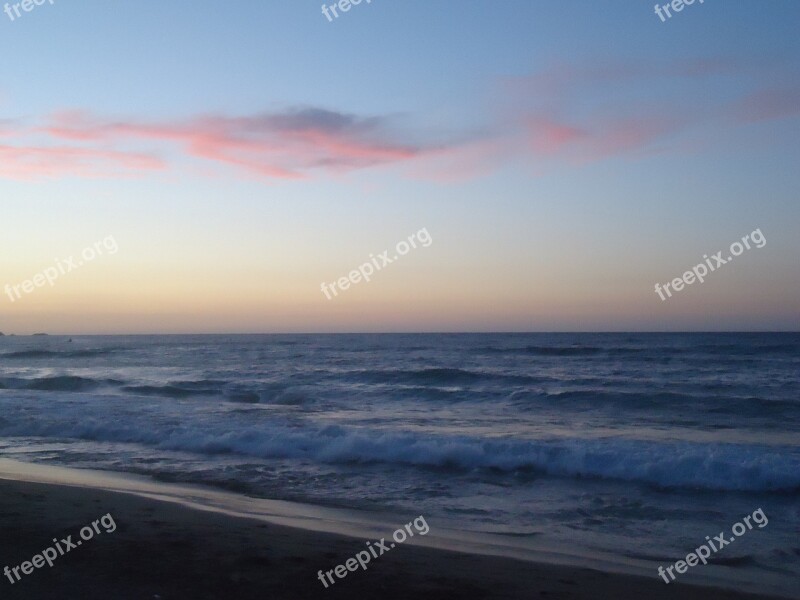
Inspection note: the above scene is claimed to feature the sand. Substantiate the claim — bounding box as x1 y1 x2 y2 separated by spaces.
0 477 784 600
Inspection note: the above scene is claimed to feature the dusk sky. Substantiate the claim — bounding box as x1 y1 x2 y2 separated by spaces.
1 0 798 333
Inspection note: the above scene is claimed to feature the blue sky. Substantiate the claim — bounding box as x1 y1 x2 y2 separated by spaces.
1 0 798 333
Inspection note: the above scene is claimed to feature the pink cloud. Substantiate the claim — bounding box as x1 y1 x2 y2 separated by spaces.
0 107 438 181
526 118 586 156
40 108 425 180
2 59 796 184
521 114 687 167
732 87 800 122
0 144 163 179
502 58 794 170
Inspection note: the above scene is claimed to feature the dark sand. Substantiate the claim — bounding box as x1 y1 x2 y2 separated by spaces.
0 479 782 600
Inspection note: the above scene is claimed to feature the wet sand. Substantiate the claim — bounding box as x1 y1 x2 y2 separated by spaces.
0 478 783 600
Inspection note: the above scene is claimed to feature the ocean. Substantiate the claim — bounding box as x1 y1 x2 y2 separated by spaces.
0 333 798 596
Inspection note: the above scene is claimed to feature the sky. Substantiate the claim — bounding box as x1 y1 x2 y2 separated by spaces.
1 0 798 334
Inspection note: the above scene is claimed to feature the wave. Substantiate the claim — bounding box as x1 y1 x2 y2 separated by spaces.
693 343 800 355
0 376 228 397
0 375 115 392
478 342 800 359
225 391 261 403
121 380 226 398
351 367 541 386
0 349 115 359
2 416 798 492
479 345 605 356
0 373 315 404
506 390 799 411
220 382 313 405
120 380 314 405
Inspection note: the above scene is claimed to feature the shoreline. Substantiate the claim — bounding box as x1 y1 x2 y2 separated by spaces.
0 460 787 600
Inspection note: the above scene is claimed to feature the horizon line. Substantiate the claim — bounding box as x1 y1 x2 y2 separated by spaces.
1 331 798 337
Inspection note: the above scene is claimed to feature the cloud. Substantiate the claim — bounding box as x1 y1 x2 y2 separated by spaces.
0 106 441 181
524 114 689 164
39 108 426 180
0 143 163 179
1 59 796 183
499 58 798 169
732 87 800 122
525 118 586 157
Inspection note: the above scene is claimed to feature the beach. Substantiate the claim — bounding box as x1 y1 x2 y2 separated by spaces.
3 1 798 597
0 474 785 600
0 333 798 599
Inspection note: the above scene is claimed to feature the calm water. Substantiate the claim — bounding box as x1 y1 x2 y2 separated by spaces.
0 333 798 595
